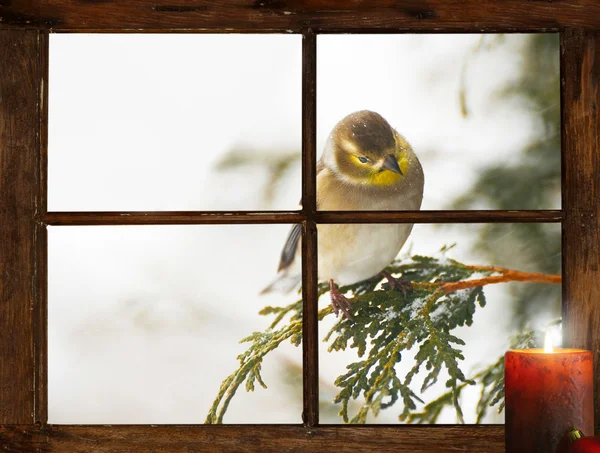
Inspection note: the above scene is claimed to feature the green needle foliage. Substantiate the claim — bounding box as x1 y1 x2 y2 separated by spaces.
324 256 488 424
205 300 302 424
404 329 535 424
206 248 559 425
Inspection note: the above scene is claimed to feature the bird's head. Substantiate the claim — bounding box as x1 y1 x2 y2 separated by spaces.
324 110 411 187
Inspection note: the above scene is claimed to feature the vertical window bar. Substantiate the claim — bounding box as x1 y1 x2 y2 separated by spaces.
35 30 50 425
301 30 319 427
0 28 41 425
561 29 600 431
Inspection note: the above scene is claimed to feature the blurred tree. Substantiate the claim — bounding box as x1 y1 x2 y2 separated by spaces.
453 34 561 328
214 147 300 206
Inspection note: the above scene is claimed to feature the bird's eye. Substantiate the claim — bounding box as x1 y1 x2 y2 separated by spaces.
358 156 369 164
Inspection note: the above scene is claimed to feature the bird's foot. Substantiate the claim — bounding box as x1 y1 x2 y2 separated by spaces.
329 279 353 320
381 271 413 298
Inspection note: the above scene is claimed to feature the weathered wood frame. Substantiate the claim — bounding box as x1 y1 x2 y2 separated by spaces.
1 3 598 452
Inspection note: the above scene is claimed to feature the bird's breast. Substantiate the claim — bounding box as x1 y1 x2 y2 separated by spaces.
314 163 423 285
317 223 414 285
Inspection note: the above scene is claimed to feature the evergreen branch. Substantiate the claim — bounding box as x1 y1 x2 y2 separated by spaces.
206 249 560 424
205 315 303 424
403 329 536 424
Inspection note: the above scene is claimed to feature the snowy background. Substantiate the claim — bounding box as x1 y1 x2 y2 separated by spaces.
48 34 561 424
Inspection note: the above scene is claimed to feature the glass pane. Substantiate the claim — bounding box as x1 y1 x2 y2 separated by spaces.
48 225 302 424
316 223 561 424
49 34 301 211
317 34 560 210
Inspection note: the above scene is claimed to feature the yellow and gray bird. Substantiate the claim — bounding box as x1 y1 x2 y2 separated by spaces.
262 110 425 318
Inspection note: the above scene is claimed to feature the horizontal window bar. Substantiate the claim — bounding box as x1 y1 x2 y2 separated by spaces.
314 210 564 223
0 424 505 452
0 0 591 31
41 210 563 226
44 28 561 34
42 211 305 225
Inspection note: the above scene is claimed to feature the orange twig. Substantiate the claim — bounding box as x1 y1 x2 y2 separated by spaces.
441 267 562 293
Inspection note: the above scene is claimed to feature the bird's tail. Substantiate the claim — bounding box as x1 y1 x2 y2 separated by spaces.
260 271 301 295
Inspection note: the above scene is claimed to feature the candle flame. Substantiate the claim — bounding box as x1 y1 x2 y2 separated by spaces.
544 330 554 353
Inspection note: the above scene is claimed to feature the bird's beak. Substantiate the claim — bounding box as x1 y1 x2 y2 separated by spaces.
381 154 403 175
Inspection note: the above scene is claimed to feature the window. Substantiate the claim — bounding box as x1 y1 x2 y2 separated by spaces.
0 6 599 452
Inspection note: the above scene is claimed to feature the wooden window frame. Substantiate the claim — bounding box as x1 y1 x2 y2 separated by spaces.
0 3 598 452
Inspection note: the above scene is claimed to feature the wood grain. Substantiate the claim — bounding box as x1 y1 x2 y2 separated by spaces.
314 210 563 224
42 210 563 225
0 5 596 451
561 29 600 435
301 30 318 427
34 31 49 425
0 0 600 31
43 211 305 225
302 31 317 218
0 424 505 452
0 29 42 425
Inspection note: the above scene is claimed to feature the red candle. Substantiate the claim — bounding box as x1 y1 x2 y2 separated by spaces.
505 334 593 453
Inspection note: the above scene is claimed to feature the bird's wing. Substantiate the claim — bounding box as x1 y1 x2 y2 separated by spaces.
277 223 302 272
316 158 325 176
276 158 325 272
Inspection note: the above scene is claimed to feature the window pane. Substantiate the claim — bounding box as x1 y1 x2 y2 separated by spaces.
48 225 302 424
49 35 301 211
316 223 561 424
317 34 560 210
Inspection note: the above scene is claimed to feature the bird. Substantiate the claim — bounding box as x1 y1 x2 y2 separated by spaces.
262 110 425 319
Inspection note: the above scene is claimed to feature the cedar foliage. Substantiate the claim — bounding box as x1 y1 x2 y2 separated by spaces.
207 34 561 425
206 250 558 424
